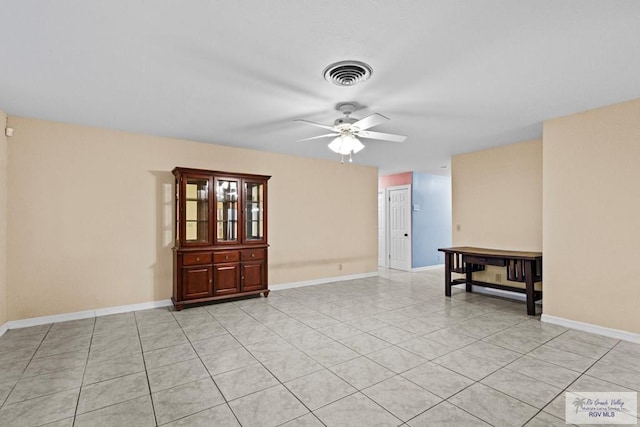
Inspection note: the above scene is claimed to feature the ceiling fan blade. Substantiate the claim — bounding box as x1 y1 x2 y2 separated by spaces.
294 119 336 131
356 130 407 143
297 133 339 142
351 113 389 131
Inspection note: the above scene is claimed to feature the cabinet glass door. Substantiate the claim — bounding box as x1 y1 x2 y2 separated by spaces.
244 181 265 242
216 179 239 242
184 178 210 243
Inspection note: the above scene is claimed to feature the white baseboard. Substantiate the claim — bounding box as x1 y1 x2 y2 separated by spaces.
2 299 173 332
412 264 444 272
270 272 378 291
93 300 173 317
0 272 381 335
541 314 640 344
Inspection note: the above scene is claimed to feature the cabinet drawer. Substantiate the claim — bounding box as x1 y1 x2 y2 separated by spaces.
241 249 265 261
183 252 212 266
213 251 240 263
464 255 506 267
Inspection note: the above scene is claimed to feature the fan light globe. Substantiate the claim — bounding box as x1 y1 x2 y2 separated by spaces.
351 137 365 153
328 134 364 155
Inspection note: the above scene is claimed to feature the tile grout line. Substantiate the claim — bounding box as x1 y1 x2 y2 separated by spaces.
70 317 96 427
0 323 53 412
133 309 160 427
175 305 245 426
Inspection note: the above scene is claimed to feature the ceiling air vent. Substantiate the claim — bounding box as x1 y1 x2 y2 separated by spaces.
323 61 372 86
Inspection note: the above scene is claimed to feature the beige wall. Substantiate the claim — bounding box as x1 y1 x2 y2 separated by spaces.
6 117 378 321
0 110 7 325
451 139 542 286
543 99 640 334
452 139 543 251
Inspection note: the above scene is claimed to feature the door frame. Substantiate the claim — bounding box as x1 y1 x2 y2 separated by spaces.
378 188 387 268
385 184 412 271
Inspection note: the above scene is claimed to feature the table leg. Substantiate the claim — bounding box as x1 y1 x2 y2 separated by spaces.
444 253 452 297
525 259 535 315
465 263 473 293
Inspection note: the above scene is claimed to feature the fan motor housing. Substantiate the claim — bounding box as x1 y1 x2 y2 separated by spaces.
334 117 357 126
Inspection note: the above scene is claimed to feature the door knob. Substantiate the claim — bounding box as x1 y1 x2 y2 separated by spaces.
404 233 408 237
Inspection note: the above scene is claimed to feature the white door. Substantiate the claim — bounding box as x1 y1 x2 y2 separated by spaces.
378 190 386 267
388 185 411 271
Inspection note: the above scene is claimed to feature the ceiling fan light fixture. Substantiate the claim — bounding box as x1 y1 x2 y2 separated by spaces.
323 61 372 86
328 134 365 155
296 100 404 163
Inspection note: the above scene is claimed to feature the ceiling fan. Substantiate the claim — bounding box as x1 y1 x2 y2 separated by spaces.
295 103 407 162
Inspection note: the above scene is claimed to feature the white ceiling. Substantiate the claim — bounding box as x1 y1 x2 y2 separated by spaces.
2 1 640 174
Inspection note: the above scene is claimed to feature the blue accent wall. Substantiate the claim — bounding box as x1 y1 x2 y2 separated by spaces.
411 173 452 268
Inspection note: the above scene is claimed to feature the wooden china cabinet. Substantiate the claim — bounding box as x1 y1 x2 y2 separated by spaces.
172 167 270 310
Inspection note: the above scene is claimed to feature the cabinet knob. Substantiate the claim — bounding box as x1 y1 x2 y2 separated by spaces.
251 253 255 258
196 257 200 262
225 255 229 260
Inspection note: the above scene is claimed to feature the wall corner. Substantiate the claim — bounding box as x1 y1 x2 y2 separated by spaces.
0 109 8 329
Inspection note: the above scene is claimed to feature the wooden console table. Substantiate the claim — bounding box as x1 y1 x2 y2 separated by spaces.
438 247 542 315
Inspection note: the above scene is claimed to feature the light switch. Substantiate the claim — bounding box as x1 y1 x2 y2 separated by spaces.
413 204 420 211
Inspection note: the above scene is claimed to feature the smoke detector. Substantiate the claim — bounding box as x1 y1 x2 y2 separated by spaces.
323 61 372 86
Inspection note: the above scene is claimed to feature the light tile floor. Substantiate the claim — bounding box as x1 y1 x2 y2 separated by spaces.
0 268 639 426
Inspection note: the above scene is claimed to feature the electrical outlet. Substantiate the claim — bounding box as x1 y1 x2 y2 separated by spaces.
456 224 461 231
495 273 502 282
338 263 343 271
